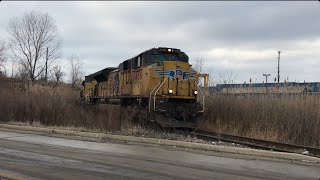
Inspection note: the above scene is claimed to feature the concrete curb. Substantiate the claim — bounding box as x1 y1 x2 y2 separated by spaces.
0 172 24 180
0 123 319 164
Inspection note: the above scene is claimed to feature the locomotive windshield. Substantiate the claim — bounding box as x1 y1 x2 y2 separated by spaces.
144 53 189 63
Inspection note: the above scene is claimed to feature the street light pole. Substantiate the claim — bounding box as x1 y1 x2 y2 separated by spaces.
263 73 271 93
277 51 281 84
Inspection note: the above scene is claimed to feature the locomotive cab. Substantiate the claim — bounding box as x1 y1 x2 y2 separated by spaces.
143 48 206 127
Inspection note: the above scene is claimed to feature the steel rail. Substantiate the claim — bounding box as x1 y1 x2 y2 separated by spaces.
175 129 320 158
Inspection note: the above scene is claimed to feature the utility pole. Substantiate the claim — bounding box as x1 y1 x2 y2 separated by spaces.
277 51 281 84
263 73 271 93
45 47 48 81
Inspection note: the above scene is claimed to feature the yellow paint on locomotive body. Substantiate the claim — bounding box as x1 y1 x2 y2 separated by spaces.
82 48 207 102
93 60 199 100
119 70 130 95
106 70 120 97
83 80 97 97
99 81 108 97
147 61 198 99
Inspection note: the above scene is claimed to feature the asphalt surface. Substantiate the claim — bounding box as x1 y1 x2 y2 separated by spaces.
0 129 319 180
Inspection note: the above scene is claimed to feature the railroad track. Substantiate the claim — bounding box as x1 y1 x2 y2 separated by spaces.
174 129 320 158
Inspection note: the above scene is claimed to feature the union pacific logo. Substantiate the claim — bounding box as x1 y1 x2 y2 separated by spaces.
155 69 196 80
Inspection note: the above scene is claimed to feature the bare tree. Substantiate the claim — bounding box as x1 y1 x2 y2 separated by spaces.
218 69 238 84
193 57 214 86
69 55 83 88
51 65 64 86
0 40 6 72
7 11 62 82
218 68 238 93
16 64 29 80
192 57 205 73
208 73 215 87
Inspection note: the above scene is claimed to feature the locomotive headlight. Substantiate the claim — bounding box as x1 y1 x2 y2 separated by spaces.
168 89 173 94
194 90 198 95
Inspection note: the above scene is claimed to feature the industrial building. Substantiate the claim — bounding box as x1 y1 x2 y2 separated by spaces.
210 82 320 94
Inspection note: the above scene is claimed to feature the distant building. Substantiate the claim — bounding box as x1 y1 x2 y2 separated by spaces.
209 82 320 94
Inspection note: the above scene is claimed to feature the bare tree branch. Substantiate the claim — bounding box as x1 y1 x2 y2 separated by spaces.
218 69 238 84
69 54 83 88
192 57 209 87
192 57 205 73
7 11 62 81
0 40 6 71
50 65 64 87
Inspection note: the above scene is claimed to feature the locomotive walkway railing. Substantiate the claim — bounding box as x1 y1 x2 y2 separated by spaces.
153 78 168 111
148 77 168 112
197 83 205 113
149 81 162 112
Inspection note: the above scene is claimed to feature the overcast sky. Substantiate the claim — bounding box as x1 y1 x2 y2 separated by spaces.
1 1 320 84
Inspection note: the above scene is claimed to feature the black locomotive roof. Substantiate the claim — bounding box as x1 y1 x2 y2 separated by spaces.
85 67 117 82
134 47 187 58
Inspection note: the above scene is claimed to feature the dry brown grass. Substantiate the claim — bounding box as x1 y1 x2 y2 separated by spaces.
2 77 319 148
200 94 320 148
0 77 136 132
0 77 172 138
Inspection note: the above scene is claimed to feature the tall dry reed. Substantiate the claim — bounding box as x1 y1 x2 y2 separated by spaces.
2 77 319 147
0 77 136 132
201 94 320 148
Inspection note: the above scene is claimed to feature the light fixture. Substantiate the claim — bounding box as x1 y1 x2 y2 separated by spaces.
168 48 172 52
168 89 173 94
194 90 198 95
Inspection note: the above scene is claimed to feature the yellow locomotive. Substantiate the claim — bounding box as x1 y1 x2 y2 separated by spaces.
81 47 208 127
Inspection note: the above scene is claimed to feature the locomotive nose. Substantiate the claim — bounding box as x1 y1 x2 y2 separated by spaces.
159 61 195 97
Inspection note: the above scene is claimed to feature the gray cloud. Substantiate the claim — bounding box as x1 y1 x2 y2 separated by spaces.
0 1 320 83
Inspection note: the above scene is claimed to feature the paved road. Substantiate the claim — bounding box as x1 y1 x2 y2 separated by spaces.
0 129 319 180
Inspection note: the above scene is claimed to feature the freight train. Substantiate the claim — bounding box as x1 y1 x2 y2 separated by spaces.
81 47 209 127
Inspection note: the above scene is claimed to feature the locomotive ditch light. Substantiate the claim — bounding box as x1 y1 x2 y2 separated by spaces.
168 89 173 94
194 90 198 95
